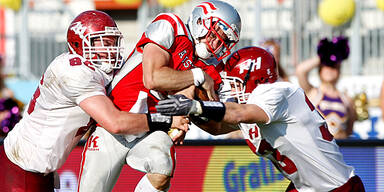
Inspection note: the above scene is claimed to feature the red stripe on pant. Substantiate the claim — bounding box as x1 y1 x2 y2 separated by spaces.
332 175 365 192
285 175 365 192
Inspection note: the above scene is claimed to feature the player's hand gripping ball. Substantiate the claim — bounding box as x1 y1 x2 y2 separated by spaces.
194 87 209 101
168 127 180 138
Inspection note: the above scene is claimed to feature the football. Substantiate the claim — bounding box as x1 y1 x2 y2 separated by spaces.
168 127 180 138
194 87 209 101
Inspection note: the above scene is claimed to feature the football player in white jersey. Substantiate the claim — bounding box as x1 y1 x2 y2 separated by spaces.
78 1 242 192
156 46 365 191
0 10 188 192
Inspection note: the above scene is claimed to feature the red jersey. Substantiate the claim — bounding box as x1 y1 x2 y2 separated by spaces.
109 13 195 115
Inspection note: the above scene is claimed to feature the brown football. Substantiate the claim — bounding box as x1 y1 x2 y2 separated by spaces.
194 87 209 101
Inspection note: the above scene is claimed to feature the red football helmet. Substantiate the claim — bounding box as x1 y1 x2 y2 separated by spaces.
67 10 124 73
220 46 278 103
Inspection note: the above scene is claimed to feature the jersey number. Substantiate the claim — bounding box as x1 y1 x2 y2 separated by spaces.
304 93 333 141
27 75 44 114
244 93 333 176
27 57 95 115
69 57 95 70
246 127 298 176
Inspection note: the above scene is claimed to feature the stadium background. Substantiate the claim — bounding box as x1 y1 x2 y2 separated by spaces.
0 0 384 191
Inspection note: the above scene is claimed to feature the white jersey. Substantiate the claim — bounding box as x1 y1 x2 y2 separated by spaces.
240 81 354 192
4 53 112 174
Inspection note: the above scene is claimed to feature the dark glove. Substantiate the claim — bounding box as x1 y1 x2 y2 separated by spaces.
156 95 201 116
156 95 226 122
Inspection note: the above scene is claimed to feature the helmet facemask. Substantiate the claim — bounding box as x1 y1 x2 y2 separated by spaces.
219 71 249 104
83 27 124 73
188 0 241 62
197 17 239 61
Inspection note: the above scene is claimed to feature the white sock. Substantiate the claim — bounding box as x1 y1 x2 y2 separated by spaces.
134 175 169 192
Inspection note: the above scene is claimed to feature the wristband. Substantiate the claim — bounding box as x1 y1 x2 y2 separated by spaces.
146 113 172 132
191 68 205 87
199 101 226 122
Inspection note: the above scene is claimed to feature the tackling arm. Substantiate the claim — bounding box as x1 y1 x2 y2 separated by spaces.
155 95 269 135
195 120 240 135
222 102 269 125
79 95 188 135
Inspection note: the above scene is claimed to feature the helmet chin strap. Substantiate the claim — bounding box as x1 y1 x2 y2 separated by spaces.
195 42 211 59
99 62 113 74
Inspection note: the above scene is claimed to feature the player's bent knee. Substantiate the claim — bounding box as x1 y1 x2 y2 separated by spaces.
147 173 171 191
127 131 175 178
145 131 175 176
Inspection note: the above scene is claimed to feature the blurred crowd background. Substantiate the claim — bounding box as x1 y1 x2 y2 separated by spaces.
0 0 383 140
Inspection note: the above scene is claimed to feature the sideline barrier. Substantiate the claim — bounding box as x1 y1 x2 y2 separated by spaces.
0 139 382 191
33 139 384 191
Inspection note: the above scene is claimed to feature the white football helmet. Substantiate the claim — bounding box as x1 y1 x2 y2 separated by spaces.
188 0 241 61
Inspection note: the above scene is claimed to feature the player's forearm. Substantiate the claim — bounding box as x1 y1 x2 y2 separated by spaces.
198 120 238 135
155 95 268 126
145 67 195 91
110 112 150 134
222 102 269 125
222 102 248 124
80 95 170 135
190 101 243 125
105 112 172 135
91 110 146 135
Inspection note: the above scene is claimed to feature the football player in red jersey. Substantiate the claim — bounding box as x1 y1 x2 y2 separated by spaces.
156 46 365 192
0 10 188 192
78 1 242 191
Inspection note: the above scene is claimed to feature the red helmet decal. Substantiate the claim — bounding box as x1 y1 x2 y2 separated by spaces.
225 46 278 90
197 2 217 14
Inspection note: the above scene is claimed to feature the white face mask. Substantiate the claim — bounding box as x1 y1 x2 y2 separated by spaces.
195 42 212 59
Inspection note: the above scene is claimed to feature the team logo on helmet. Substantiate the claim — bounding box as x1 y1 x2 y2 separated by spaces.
237 58 261 74
70 22 87 40
197 2 218 15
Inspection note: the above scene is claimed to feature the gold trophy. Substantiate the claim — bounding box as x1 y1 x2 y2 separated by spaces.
354 91 369 121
